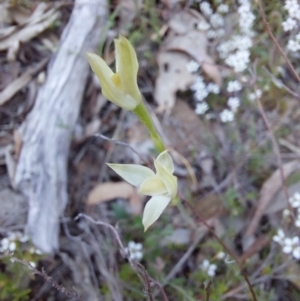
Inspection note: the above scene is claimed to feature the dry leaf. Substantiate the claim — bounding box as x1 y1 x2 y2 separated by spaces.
160 99 205 158
168 9 205 34
0 57 48 106
202 55 222 86
87 181 143 215
8 5 32 25
0 7 60 51
155 52 196 114
245 160 300 237
13 130 22 159
154 9 222 113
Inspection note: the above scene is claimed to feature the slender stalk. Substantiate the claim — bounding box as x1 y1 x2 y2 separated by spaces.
133 103 165 152
179 194 258 301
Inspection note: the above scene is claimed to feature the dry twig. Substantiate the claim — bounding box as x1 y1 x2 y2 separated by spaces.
75 213 170 301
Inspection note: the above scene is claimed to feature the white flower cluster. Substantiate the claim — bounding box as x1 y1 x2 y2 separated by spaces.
217 4 229 14
198 1 226 39
219 94 241 123
0 231 42 256
197 20 210 31
227 80 242 93
191 76 208 102
217 0 254 72
289 192 300 227
238 0 255 36
199 1 212 16
219 80 242 123
273 229 300 259
186 60 200 73
0 231 29 253
227 97 240 113
124 241 143 261
282 0 300 32
248 89 262 101
218 35 252 72
287 33 300 52
219 109 234 123
189 75 220 116
200 259 217 277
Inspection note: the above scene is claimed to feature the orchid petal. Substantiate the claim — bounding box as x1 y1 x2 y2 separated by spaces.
139 175 168 196
114 35 142 103
154 160 177 199
156 150 174 173
107 163 154 187
86 52 137 110
142 195 171 231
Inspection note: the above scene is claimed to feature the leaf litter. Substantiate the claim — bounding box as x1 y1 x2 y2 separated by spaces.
1 0 300 300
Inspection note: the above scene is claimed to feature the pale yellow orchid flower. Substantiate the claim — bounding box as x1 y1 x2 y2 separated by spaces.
107 151 178 231
86 35 142 110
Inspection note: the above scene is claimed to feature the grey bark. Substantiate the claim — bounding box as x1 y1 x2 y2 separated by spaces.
14 0 107 253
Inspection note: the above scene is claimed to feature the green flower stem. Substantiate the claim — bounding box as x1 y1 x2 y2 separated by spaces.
133 103 165 152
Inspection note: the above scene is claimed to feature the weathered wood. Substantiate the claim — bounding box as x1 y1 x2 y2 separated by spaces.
14 0 107 253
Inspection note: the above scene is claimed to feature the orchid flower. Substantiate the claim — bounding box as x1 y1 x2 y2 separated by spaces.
87 35 165 152
86 35 142 110
107 151 177 231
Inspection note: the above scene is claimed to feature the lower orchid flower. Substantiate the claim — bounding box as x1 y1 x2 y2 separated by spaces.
107 150 177 231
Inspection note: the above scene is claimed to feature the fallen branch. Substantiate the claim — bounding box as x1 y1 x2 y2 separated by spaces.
14 0 108 253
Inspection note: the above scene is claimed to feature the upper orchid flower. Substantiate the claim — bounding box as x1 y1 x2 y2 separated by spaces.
107 151 178 231
86 35 142 110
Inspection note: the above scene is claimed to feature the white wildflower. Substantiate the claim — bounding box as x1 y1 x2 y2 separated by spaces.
125 241 143 261
216 251 226 259
200 259 217 277
29 262 36 268
191 76 209 101
219 109 234 123
225 50 251 72
207 30 217 39
273 229 285 244
35 248 43 255
293 246 300 259
19 234 29 243
295 217 300 228
186 60 200 73
289 192 300 208
197 21 210 31
282 237 300 259
195 89 209 101
248 89 262 101
8 241 16 252
238 0 255 35
200 1 213 16
210 13 224 28
217 4 229 14
0 238 9 252
227 97 240 113
283 209 291 217
227 80 242 93
195 102 209 115
191 76 205 91
282 17 297 31
284 0 300 20
207 83 220 94
287 39 300 52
